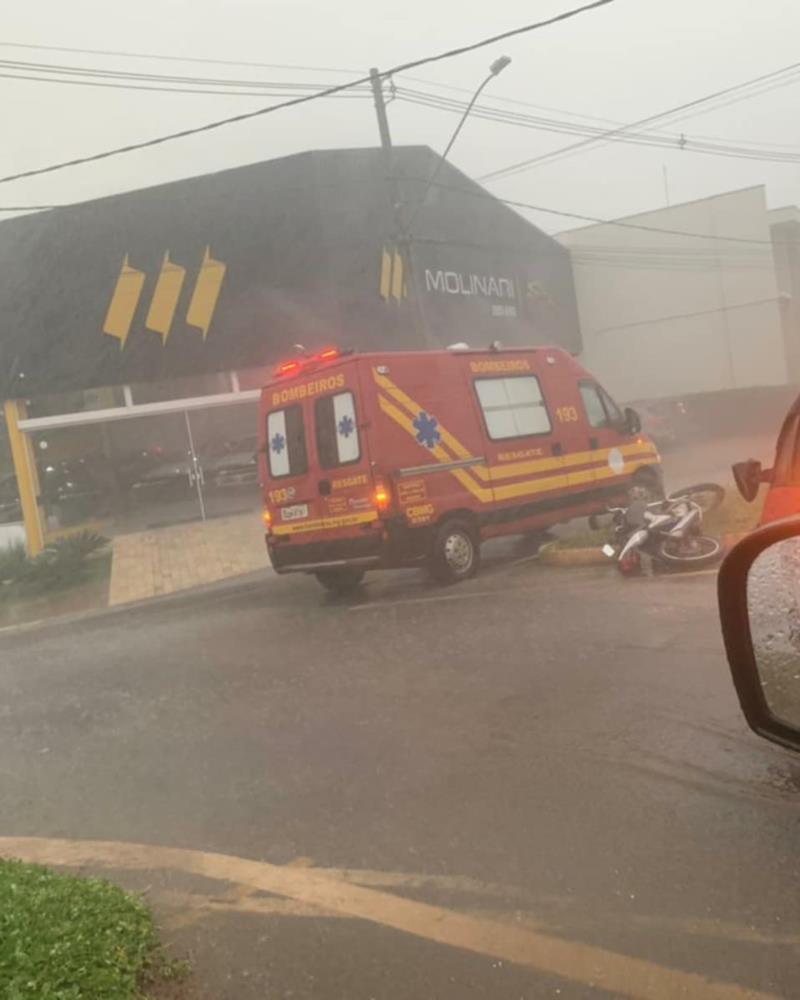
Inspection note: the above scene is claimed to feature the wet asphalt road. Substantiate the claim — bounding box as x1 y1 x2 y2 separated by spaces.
1 551 799 999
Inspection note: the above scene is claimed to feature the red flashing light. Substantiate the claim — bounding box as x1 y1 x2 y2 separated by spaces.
275 346 342 378
277 359 302 377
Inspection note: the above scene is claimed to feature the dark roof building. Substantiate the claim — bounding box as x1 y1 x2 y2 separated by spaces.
0 145 580 401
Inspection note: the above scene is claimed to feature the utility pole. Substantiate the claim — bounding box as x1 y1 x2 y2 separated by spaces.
369 68 392 155
369 67 433 346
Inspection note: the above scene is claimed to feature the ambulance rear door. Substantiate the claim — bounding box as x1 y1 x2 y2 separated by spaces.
309 362 378 531
264 393 323 536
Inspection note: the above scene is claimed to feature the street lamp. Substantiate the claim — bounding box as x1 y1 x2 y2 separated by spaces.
406 55 512 230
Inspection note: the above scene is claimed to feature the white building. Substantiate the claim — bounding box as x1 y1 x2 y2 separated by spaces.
557 186 792 402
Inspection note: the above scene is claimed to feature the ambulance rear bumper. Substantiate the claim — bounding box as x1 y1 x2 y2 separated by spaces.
267 534 384 574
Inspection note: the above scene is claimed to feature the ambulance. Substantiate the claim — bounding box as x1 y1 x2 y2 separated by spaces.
259 345 662 591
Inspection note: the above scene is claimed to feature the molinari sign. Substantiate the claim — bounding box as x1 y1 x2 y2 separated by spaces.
424 269 516 299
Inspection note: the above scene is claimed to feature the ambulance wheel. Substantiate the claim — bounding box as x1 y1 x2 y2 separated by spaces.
428 519 479 584
314 568 365 594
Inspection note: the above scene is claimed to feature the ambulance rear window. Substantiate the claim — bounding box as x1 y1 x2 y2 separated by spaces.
314 391 361 469
474 376 552 440
266 404 308 478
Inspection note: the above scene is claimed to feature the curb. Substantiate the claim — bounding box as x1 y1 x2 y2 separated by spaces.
537 542 609 567
0 567 274 638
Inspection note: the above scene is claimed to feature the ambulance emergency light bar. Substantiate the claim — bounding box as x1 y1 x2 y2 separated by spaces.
274 346 353 378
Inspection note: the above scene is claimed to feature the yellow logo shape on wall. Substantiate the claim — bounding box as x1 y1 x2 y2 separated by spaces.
103 246 226 348
379 245 407 302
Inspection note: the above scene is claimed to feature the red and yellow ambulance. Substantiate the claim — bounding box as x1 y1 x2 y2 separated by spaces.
259 346 661 591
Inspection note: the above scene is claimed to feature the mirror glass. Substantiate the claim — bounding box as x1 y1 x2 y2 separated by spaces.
748 538 800 727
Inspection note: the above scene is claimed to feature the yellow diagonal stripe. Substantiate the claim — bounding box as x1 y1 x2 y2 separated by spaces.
103 255 145 349
186 246 226 340
145 252 186 344
379 248 392 300
271 511 378 536
373 369 660 482
378 395 492 504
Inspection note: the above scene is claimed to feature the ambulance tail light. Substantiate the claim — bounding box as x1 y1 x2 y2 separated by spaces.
262 507 273 532
373 479 392 514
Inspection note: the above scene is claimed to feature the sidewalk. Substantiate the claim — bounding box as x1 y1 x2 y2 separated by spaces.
108 512 269 606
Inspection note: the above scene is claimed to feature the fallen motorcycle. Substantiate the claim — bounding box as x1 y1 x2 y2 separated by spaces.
603 483 725 575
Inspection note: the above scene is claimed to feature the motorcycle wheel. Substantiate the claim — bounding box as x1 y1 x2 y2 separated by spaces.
666 482 725 513
656 534 723 568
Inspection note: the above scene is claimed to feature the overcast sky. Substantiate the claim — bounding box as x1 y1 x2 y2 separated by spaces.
2 0 799 233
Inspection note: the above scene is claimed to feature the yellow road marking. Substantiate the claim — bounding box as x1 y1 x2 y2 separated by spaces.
0 837 776 1000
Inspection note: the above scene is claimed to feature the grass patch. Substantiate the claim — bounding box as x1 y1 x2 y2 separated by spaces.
703 486 765 538
0 532 111 610
552 526 608 550
0 859 185 999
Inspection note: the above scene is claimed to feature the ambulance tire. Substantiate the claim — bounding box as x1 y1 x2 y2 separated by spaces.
428 518 480 584
314 567 365 595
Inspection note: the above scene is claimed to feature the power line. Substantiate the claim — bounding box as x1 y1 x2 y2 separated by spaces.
2 171 793 250
0 40 360 76
395 86 800 165
0 56 373 91
415 179 788 246
0 0 615 186
400 72 800 150
478 58 800 181
0 70 371 99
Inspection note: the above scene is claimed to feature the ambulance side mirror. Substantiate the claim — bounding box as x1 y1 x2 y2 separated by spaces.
732 459 770 503
719 517 800 752
623 407 641 436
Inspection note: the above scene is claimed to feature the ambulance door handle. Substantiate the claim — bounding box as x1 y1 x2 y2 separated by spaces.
318 479 332 496
589 437 599 450
551 442 563 457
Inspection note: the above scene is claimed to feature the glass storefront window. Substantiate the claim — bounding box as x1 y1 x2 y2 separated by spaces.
129 373 233 405
25 386 126 419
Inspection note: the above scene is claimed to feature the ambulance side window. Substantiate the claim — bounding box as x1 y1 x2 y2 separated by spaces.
599 387 623 425
474 376 552 440
266 404 308 478
314 392 361 469
579 383 611 429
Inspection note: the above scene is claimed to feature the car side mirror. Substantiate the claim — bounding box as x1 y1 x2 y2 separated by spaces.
732 459 770 502
718 517 800 752
623 407 641 435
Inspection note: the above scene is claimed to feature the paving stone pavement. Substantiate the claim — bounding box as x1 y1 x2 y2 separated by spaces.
108 513 270 606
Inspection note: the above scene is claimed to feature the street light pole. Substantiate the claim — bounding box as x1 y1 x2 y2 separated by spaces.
404 55 512 233
370 57 512 347
400 56 511 346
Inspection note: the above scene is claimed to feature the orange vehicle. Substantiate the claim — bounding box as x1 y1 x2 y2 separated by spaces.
259 345 662 591
733 394 800 524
